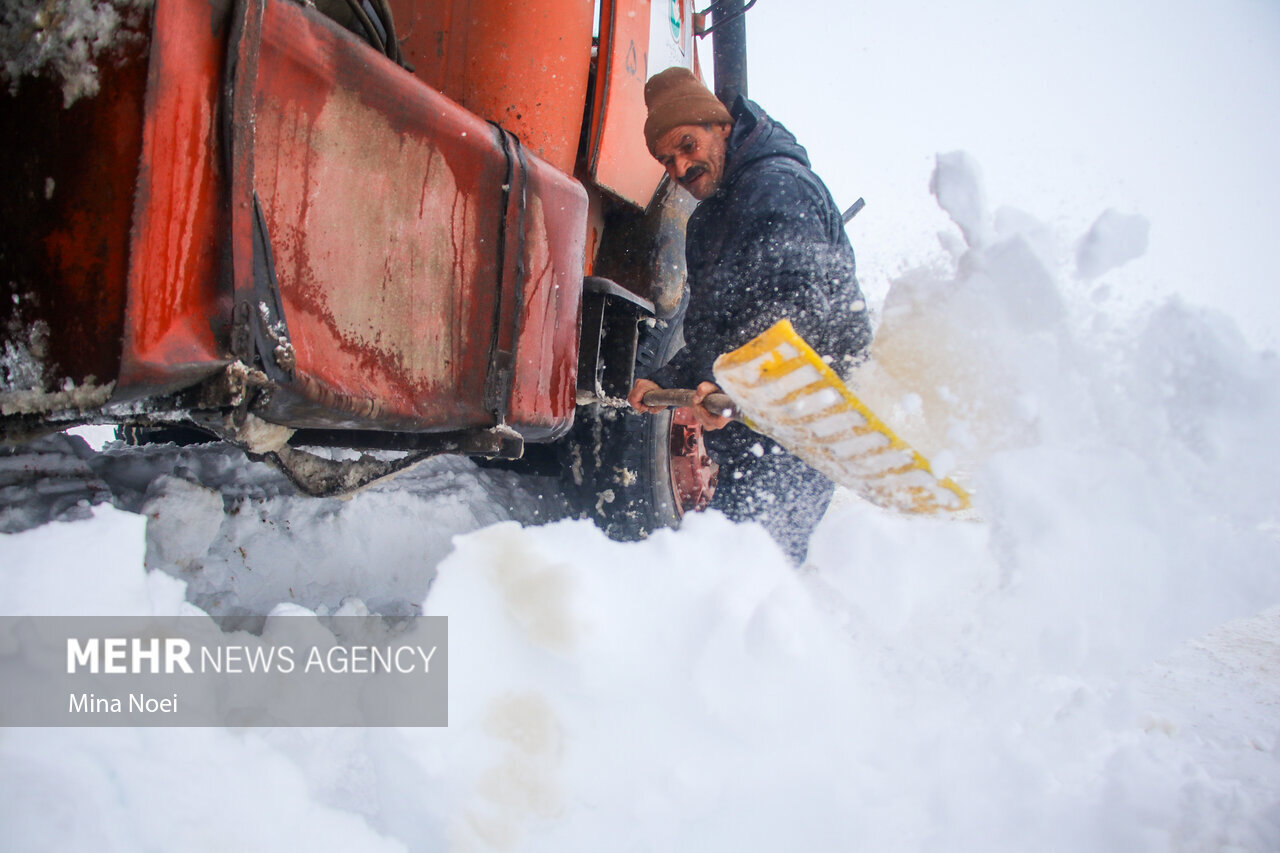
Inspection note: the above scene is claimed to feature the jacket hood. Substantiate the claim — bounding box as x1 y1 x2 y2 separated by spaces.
721 97 811 190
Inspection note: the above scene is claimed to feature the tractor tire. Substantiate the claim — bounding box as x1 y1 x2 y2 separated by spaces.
559 314 718 541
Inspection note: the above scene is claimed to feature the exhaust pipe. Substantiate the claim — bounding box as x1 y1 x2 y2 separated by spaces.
703 0 752 108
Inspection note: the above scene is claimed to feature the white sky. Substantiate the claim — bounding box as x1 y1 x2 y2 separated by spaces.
732 0 1280 348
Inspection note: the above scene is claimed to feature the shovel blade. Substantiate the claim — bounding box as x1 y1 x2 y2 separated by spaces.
713 320 971 515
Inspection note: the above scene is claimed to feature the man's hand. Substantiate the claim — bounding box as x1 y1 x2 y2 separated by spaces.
627 378 665 414
629 379 732 431
690 381 732 431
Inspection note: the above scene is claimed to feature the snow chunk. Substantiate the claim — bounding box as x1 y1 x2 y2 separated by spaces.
141 476 225 574
1 319 49 393
1076 209 1150 279
0 0 153 108
931 150 990 249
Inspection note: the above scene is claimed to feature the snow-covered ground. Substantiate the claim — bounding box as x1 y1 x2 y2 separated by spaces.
2 152 1278 851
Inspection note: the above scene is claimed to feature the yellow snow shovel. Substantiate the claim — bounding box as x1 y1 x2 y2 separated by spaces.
644 319 971 516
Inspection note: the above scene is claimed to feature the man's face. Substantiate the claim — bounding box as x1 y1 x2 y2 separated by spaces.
653 123 732 200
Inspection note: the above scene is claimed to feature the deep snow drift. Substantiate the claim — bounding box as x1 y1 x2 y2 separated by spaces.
2 153 1279 852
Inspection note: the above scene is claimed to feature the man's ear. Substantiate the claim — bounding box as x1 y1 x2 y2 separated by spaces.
718 122 733 140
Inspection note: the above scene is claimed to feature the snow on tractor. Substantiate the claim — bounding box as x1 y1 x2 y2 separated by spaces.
0 0 755 538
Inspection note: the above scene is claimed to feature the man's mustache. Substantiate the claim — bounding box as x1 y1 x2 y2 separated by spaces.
678 165 707 186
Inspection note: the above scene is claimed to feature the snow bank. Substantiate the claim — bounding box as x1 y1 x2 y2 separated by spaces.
136 453 552 633
0 437 558 631
2 152 1279 851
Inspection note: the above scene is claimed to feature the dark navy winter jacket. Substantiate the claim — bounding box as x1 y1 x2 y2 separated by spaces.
650 97 872 389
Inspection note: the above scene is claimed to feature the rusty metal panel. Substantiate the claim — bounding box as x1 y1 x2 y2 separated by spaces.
247 0 503 430
0 16 151 416
241 0 584 434
506 146 587 440
2 0 233 418
118 0 232 395
2 0 586 440
390 0 595 176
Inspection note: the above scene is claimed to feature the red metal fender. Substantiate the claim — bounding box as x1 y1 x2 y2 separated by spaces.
233 0 586 436
119 0 232 397
3 0 586 443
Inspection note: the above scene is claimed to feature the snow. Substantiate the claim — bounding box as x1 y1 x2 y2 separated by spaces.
748 0 1280 351
0 0 152 107
1076 210 1152 280
2 1 1279 840
2 149 1278 849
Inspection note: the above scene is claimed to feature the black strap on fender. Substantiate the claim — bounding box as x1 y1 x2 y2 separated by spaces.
249 191 295 381
483 124 528 424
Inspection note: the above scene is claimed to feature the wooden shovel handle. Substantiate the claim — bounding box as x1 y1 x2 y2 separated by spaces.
642 389 738 418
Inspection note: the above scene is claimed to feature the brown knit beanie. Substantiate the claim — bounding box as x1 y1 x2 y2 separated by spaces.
643 67 733 155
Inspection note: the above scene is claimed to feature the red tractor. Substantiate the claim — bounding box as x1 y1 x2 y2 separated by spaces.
0 0 753 538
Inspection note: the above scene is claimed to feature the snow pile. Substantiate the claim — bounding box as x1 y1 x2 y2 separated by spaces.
855 152 1280 673
0 436 559 630
2 152 1280 850
0 0 152 107
133 451 554 633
